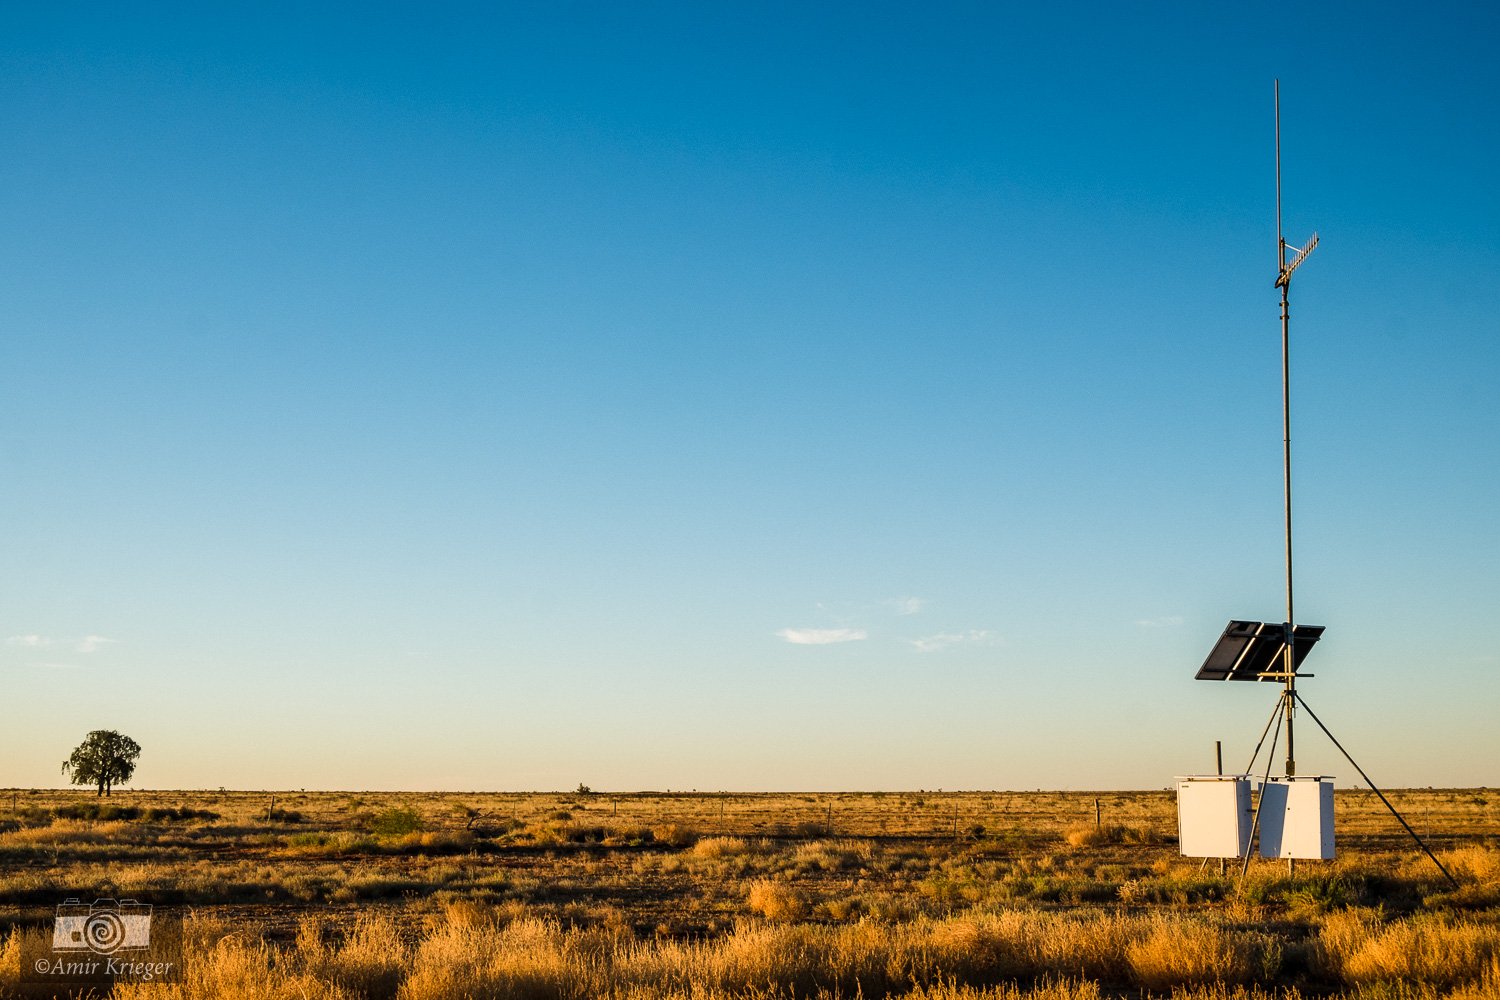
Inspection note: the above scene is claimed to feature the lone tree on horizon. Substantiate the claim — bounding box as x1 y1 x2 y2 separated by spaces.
62 730 141 797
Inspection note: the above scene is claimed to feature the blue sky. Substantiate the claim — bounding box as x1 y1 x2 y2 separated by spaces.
3 3 1497 791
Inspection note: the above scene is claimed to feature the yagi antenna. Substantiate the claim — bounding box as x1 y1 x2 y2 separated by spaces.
1277 233 1319 288
1274 81 1319 289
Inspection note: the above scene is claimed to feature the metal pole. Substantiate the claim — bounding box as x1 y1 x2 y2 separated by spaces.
1216 740 1226 875
1276 81 1283 269
1283 277 1296 786
1276 81 1297 785
1283 274 1297 882
1277 82 1299 879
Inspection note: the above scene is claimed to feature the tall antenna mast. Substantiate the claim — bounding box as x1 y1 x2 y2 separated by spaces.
1187 87 1455 889
1274 81 1318 785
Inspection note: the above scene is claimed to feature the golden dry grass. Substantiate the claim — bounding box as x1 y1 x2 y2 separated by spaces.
746 879 808 921
1 786 1498 998
5 906 1494 999
692 836 754 859
1317 909 1500 987
1442 845 1500 884
1123 913 1265 989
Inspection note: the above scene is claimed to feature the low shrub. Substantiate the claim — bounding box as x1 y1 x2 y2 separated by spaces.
394 831 475 853
650 823 696 848
691 836 751 859
52 803 220 823
747 878 808 921
284 831 378 854
1065 825 1125 849
793 839 872 872
369 807 424 837
529 823 608 846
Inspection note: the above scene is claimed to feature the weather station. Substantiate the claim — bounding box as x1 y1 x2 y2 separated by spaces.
1175 84 1455 886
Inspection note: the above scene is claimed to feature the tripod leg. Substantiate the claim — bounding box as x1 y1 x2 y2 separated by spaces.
1245 692 1287 775
1292 692 1457 888
1240 692 1286 886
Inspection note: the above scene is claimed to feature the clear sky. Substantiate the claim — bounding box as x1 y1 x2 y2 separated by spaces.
3 3 1496 791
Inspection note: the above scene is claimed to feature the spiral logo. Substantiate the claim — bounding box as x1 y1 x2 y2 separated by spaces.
84 912 127 954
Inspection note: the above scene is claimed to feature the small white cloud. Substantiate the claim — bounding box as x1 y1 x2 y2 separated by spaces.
776 628 867 645
76 635 117 653
1136 617 1184 629
887 597 927 616
909 630 996 653
6 634 51 648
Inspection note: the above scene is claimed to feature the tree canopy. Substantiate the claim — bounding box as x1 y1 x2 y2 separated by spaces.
62 730 141 797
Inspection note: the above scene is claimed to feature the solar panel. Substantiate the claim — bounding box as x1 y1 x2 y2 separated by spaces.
1195 620 1325 681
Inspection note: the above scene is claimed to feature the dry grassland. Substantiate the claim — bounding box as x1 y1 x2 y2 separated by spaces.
1 786 1498 998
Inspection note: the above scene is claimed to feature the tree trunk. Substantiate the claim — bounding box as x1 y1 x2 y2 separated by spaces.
97 779 104 797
